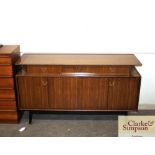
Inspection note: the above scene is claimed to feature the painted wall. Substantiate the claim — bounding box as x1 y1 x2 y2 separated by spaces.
0 0 155 104
136 54 155 104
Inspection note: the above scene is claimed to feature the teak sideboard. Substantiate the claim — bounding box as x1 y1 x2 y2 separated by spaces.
0 45 142 123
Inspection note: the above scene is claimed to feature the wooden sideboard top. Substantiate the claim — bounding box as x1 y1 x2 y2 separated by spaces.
16 54 142 66
0 45 20 55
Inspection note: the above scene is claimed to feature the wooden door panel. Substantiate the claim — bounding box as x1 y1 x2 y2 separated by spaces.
17 77 48 109
17 76 140 111
77 78 108 109
48 77 78 109
108 78 140 110
127 78 141 110
48 77 108 110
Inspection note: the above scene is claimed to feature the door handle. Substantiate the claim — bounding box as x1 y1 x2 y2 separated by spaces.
109 81 115 87
41 67 48 73
41 79 48 86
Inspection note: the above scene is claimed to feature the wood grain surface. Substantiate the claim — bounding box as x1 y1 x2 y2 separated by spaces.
16 54 142 66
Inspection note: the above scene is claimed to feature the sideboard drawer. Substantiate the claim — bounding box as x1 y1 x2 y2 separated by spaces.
24 65 131 76
0 90 15 99
0 100 16 110
25 65 62 74
62 66 131 76
0 78 14 88
0 57 11 64
0 66 13 76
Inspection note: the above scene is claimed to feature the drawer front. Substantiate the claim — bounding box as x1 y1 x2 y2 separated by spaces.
25 65 130 76
0 57 11 64
0 110 18 123
25 65 61 74
0 66 13 76
0 78 14 88
0 100 16 110
0 90 15 99
62 66 131 76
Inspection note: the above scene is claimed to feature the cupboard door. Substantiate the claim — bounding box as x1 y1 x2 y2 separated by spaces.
77 78 108 110
17 77 48 109
127 78 141 110
48 77 78 109
48 77 108 110
108 78 140 110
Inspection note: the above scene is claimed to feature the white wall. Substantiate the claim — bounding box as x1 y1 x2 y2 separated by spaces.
0 0 155 104
136 54 155 104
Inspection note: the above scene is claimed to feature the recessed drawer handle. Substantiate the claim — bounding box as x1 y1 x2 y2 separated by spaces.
41 80 48 86
109 81 115 87
41 67 48 72
109 67 114 72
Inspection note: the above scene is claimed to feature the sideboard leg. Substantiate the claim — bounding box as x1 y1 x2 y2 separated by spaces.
124 111 128 115
118 112 128 115
29 111 33 124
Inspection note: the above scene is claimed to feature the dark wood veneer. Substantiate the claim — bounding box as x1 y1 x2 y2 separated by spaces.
25 65 131 76
16 54 142 118
0 51 142 123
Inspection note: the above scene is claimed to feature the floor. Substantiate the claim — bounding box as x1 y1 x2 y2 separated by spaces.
0 110 154 137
